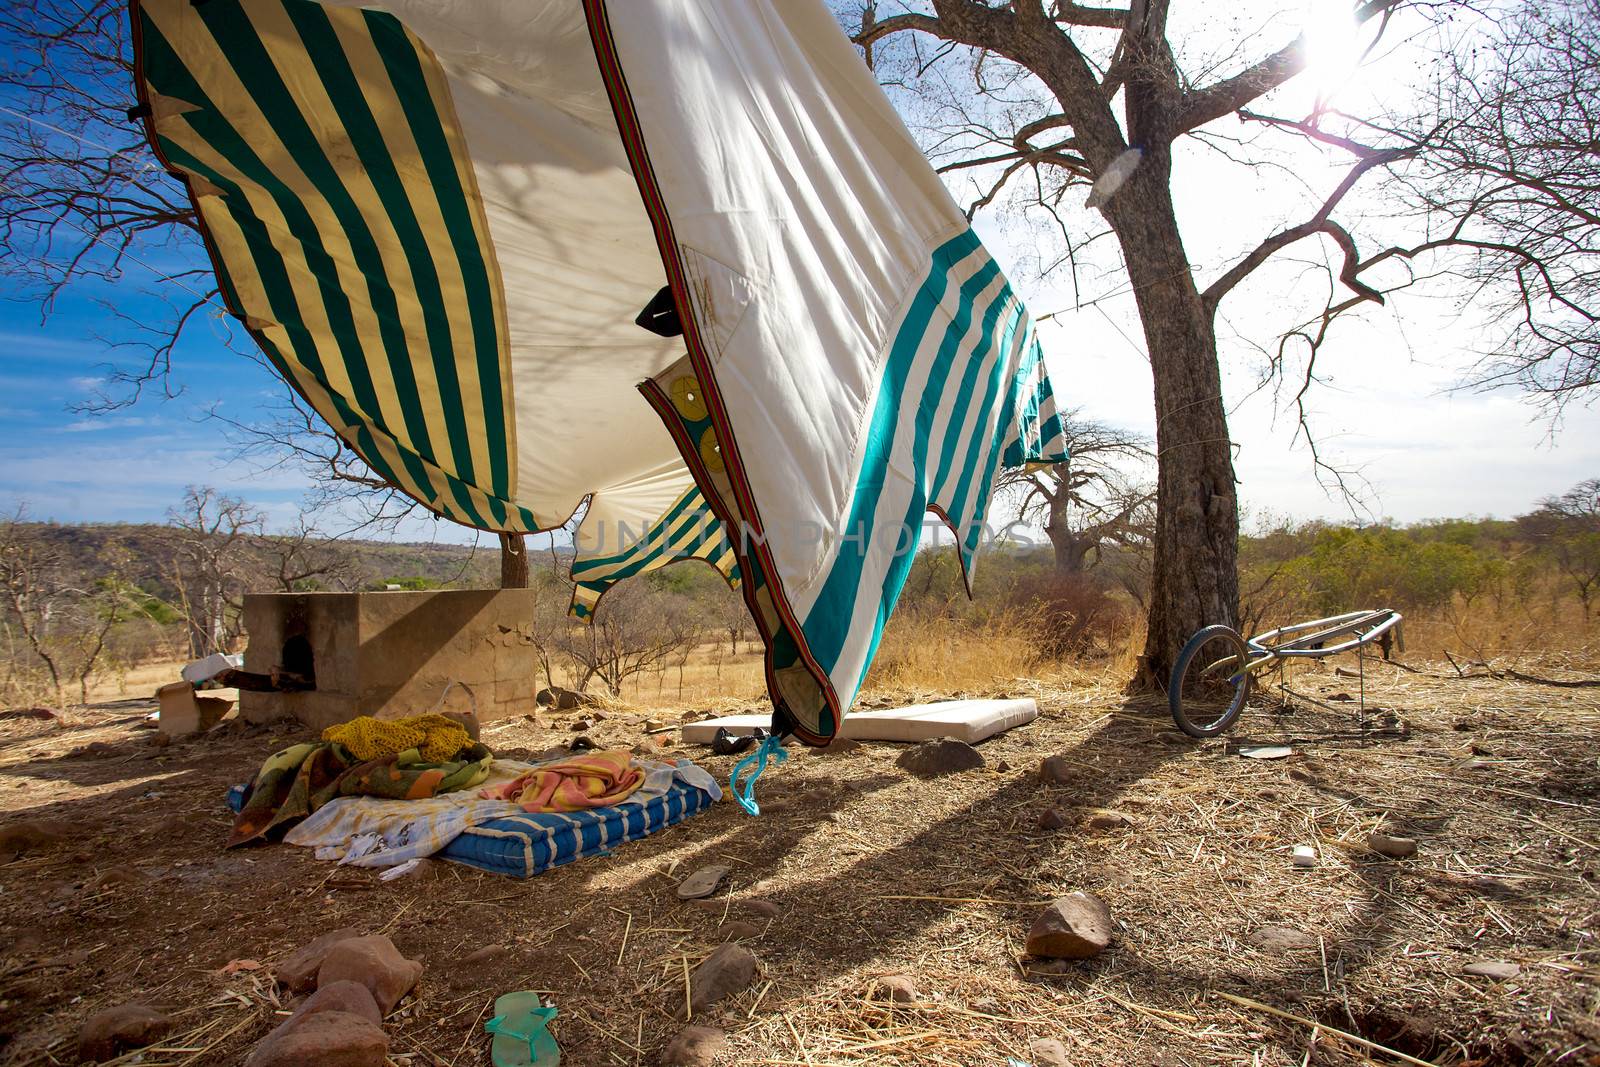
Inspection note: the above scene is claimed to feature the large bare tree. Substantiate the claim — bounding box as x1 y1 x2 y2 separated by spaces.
850 0 1596 683
1396 0 1599 409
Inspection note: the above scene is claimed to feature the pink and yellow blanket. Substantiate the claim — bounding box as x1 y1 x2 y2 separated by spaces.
480 750 644 813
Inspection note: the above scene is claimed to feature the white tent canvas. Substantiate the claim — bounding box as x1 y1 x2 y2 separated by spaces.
131 0 1069 743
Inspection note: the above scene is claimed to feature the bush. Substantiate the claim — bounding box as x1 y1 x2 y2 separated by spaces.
1011 571 1125 658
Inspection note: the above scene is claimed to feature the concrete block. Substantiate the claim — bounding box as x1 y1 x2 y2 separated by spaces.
239 590 543 731
156 681 233 736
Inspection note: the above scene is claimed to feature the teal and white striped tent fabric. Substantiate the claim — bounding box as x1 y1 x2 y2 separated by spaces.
131 0 1068 744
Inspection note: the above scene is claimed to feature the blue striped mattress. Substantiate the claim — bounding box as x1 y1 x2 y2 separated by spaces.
440 777 714 878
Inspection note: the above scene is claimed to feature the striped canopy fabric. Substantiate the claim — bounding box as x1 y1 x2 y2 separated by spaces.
131 0 1069 744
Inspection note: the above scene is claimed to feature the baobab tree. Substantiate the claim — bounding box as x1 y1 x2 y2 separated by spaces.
850 0 1598 682
995 410 1150 574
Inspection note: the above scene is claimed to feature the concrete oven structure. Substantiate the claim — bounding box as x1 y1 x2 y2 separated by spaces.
239 590 542 731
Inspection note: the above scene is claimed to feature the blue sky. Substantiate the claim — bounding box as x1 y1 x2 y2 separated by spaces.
0 275 311 526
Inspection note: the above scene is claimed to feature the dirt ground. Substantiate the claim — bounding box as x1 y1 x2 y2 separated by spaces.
2 657 1598 1066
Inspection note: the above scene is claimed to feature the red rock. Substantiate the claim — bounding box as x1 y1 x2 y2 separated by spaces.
461 944 508 966
718 921 762 941
1025 893 1114 959
868 975 917 1003
244 1009 388 1067
661 1026 727 1066
316 934 423 1015
275 928 362 993
295 980 382 1026
1036 807 1069 831
687 943 757 1015
1038 756 1073 785
77 1004 173 1062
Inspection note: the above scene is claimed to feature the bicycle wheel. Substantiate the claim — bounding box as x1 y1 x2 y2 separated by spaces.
1169 624 1253 738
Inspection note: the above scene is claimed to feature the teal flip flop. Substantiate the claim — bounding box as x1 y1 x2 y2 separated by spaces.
484 992 561 1067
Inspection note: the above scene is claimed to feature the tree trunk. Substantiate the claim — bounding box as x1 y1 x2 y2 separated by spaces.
499 532 529 589
1042 493 1086 573
1043 493 1094 573
1107 153 1239 687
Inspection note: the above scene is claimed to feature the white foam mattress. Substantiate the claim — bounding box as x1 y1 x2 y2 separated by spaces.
680 698 1038 746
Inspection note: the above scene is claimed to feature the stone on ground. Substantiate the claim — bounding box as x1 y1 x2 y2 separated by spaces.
244 1009 389 1067
1025 892 1115 959
295 980 382 1026
718 920 762 941
275 928 362 993
1248 926 1317 952
316 934 423 1016
661 1025 728 1066
461 944 508 966
1084 809 1134 831
896 739 984 777
677 864 731 900
1036 807 1070 831
77 1004 173 1062
1038 755 1073 785
1367 832 1418 859
867 975 918 1003
1463 960 1521 980
537 687 597 710
687 943 758 1015
1029 1037 1071 1066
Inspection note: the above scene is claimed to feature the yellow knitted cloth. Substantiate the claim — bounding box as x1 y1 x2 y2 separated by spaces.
322 713 471 764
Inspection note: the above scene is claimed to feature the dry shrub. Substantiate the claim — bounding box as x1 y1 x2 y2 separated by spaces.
865 608 1043 691
1010 572 1128 659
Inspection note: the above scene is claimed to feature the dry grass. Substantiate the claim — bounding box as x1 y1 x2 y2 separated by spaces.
865 610 1052 693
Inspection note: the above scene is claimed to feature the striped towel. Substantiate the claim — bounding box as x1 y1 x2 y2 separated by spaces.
479 750 644 812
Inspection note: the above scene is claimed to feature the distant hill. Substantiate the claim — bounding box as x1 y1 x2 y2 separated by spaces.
7 520 574 597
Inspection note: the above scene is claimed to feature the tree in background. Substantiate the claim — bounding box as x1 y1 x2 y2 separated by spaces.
995 410 1150 574
850 0 1598 684
166 486 262 657
254 515 360 594
557 580 703 697
0 509 140 704
1520 478 1600 620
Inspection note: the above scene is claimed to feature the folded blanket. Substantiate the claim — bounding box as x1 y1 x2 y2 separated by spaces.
227 737 492 847
479 749 644 812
